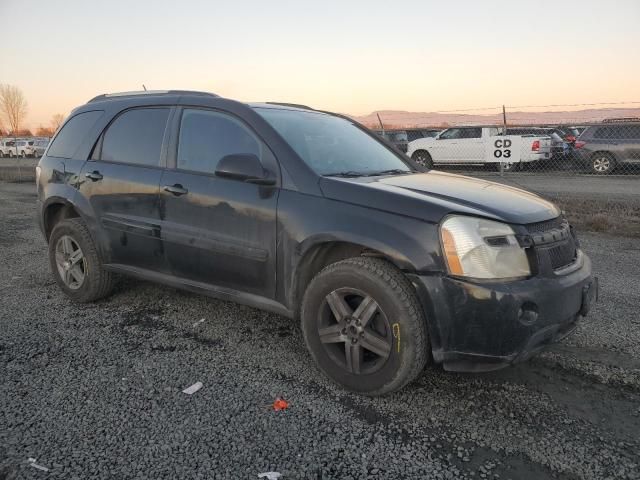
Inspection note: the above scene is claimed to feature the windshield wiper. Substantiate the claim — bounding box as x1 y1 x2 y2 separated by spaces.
363 169 413 177
323 171 365 178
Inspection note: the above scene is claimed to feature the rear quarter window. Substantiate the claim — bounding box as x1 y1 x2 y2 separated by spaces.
591 126 640 140
47 111 103 159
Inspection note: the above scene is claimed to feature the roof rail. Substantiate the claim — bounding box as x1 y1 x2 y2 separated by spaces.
87 90 219 103
602 117 640 123
266 102 314 110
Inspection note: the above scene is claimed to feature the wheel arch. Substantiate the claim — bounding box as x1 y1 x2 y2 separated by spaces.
411 148 432 159
42 197 82 242
589 150 617 162
290 235 418 312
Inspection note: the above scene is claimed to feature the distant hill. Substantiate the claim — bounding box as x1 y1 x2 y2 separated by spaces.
351 107 640 129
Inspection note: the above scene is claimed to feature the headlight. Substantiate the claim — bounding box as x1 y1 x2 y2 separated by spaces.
440 215 531 279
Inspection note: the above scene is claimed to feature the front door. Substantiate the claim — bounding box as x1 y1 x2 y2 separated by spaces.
159 107 279 299
78 107 172 272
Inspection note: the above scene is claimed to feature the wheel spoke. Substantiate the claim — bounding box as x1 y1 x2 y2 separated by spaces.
55 251 65 267
326 291 351 321
361 330 391 358
63 268 73 286
69 265 84 284
345 343 362 374
62 236 73 255
353 296 378 327
69 248 83 265
319 324 345 344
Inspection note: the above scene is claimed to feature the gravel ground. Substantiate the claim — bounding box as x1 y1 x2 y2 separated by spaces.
1 182 639 480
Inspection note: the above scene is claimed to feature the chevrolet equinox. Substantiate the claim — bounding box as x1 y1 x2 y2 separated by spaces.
36 90 598 395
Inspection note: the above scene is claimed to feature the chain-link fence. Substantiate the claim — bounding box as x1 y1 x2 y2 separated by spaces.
0 136 49 182
366 104 640 237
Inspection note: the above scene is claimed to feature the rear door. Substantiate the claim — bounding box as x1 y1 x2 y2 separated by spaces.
78 107 172 272
158 107 279 298
456 127 484 162
621 125 640 163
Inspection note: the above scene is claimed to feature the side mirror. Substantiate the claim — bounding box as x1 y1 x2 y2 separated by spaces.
215 154 275 185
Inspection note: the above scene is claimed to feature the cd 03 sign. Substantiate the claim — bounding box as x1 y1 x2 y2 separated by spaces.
488 136 521 163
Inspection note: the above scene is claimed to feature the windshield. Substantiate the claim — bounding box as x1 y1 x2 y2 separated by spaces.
254 107 412 176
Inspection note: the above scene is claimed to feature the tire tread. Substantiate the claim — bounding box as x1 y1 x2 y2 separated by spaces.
302 256 428 396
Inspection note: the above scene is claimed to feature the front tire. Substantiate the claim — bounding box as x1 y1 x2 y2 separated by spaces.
301 257 429 396
590 152 615 175
411 150 433 169
49 218 115 303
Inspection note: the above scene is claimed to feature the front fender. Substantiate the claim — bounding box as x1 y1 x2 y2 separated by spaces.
276 190 444 309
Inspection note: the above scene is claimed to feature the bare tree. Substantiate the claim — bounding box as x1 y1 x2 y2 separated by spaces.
0 84 28 134
50 113 65 132
36 126 55 137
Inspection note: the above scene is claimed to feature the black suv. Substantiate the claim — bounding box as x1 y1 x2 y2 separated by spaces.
574 122 640 174
36 90 597 395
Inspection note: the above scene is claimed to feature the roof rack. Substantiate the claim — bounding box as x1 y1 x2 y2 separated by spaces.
266 102 315 110
602 117 640 123
87 90 219 103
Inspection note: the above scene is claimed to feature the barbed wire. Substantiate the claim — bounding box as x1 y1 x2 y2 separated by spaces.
358 101 640 123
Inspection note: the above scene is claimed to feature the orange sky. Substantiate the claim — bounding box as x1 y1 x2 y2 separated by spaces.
2 0 639 130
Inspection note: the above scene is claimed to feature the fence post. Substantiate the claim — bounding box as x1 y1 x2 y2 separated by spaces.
501 105 507 176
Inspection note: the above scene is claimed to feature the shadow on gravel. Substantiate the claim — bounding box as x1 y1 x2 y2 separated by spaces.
475 354 640 443
115 301 225 350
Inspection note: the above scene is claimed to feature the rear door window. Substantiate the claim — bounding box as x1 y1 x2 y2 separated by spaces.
100 108 170 167
48 110 103 158
622 125 640 140
460 128 482 139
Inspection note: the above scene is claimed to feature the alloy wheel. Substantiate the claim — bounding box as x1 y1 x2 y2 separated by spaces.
55 235 87 290
413 152 431 167
317 287 392 375
593 156 611 173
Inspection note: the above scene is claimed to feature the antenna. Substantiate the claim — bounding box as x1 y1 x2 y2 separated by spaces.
142 84 147 91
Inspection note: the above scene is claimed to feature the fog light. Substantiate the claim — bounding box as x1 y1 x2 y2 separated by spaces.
518 302 538 325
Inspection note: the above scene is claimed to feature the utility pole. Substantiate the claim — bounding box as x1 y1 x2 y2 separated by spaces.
500 105 507 176
376 113 385 135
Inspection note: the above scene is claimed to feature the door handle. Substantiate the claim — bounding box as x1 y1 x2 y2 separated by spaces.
85 171 103 181
163 184 188 196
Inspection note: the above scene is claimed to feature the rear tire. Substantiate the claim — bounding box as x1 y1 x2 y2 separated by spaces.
497 161 520 172
590 152 615 175
411 150 433 169
300 257 429 396
49 218 115 303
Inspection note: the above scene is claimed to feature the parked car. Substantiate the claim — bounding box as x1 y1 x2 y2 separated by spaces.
507 127 568 159
573 122 640 174
374 130 408 152
406 128 441 142
32 139 50 157
0 139 13 157
552 126 580 144
1 139 36 157
407 126 552 171
37 90 597 395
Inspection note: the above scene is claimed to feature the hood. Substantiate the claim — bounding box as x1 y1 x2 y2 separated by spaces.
319 171 560 225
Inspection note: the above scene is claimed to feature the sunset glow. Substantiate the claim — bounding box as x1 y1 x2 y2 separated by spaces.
2 0 639 129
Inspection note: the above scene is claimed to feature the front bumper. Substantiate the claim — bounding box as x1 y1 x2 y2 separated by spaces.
409 252 597 372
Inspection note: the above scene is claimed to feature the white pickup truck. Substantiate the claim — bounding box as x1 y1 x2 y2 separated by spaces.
407 126 552 171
